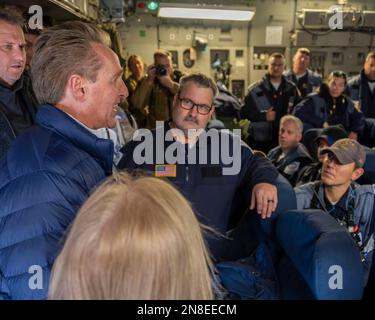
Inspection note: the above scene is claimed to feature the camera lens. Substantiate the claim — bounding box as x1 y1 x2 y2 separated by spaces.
156 64 167 76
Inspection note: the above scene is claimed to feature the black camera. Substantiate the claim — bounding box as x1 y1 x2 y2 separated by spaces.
155 64 167 76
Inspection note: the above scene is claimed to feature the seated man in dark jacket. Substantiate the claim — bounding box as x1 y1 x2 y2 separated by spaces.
119 73 279 260
296 125 348 186
0 21 128 299
267 115 313 186
293 71 365 140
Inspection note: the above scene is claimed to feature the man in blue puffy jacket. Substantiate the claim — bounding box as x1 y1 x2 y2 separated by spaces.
0 21 128 299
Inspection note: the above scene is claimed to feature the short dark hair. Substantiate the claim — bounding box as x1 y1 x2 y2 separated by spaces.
0 8 24 28
327 70 347 85
178 73 218 98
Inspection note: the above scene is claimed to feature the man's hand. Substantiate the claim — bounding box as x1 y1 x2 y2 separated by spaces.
146 64 156 83
157 74 175 91
266 107 276 121
250 183 278 219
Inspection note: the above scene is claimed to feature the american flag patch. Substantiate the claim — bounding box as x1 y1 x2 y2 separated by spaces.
155 164 177 177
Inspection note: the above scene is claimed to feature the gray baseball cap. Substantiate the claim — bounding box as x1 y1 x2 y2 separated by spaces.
320 138 366 168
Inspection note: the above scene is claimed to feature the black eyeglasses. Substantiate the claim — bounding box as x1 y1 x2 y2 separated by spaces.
178 97 213 115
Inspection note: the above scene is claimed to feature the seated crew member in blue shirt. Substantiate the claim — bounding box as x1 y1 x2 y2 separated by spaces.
118 73 279 260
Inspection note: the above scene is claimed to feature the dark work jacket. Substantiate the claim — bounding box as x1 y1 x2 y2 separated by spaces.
293 84 365 134
284 69 322 98
0 72 38 136
295 161 322 187
241 74 300 148
347 70 375 119
118 121 279 258
267 143 313 186
0 73 38 159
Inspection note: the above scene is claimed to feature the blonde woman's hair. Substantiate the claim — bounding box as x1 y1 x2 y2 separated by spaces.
49 172 214 300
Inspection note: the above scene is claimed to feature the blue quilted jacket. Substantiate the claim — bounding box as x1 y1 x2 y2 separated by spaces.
0 104 113 299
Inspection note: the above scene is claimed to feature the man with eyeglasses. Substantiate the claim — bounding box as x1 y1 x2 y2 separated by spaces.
119 73 279 260
0 10 38 158
295 138 375 289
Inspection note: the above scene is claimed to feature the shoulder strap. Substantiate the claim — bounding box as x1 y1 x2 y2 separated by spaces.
310 181 323 209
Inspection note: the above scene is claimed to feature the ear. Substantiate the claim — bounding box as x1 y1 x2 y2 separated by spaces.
172 94 179 108
296 132 302 142
209 105 215 117
351 167 364 181
68 75 87 102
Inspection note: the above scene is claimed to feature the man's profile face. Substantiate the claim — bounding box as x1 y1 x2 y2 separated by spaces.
364 57 375 81
172 81 214 134
0 21 26 86
268 57 284 79
321 152 357 186
278 120 301 152
85 43 128 129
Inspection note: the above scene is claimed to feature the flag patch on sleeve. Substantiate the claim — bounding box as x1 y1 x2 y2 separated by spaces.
155 164 177 177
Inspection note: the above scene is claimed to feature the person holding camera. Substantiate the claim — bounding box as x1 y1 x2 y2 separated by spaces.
130 49 183 129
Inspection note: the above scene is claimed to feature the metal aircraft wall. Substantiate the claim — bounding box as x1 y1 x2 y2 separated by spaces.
119 0 375 100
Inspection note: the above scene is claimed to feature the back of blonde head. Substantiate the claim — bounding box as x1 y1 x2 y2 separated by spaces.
49 172 213 300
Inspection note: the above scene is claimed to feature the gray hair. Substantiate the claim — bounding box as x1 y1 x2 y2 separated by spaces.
280 115 303 134
178 73 218 98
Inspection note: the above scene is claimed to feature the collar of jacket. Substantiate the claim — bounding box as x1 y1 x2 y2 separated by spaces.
163 120 213 149
262 73 289 92
360 68 375 84
0 74 24 93
36 104 114 174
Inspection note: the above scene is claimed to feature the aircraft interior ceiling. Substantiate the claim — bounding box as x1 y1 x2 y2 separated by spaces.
1 0 375 98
